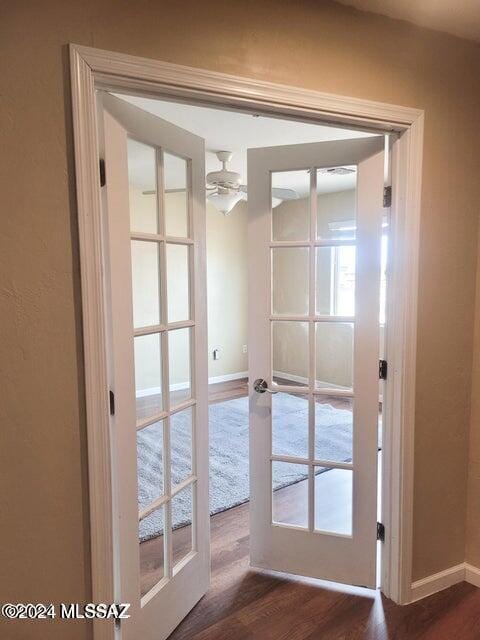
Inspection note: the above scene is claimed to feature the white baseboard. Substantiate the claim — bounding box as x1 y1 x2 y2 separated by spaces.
136 386 162 398
136 371 248 397
273 370 348 389
410 562 480 602
465 563 480 588
410 564 466 602
208 371 248 385
272 371 387 404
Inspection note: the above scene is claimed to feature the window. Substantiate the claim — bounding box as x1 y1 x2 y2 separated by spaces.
331 245 355 316
329 234 387 324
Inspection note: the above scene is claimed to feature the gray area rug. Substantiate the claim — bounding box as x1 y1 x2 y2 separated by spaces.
138 392 353 542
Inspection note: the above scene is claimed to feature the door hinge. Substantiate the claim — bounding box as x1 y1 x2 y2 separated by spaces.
379 359 388 380
383 185 392 208
377 521 385 542
109 390 115 416
99 158 106 187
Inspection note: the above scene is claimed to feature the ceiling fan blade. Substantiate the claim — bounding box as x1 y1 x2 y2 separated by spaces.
239 184 298 201
272 187 299 200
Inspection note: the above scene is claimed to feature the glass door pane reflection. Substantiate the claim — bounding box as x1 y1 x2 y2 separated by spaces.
272 461 308 528
272 321 308 387
131 240 161 328
139 505 165 597
127 139 158 234
134 333 163 421
168 328 192 407
315 322 354 390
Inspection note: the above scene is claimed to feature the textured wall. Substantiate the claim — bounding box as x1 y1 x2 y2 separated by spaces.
467 224 480 568
1 2 480 638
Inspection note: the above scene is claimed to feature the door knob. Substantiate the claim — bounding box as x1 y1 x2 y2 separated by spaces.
253 378 278 394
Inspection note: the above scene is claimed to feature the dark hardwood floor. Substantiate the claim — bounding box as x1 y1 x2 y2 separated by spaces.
208 378 249 404
208 377 355 410
141 379 480 639
169 499 480 640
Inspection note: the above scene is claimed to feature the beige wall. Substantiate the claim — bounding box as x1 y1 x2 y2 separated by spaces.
467 225 480 567
2 2 480 636
207 201 248 378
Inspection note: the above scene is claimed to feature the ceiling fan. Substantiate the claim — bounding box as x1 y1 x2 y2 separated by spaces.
206 151 299 215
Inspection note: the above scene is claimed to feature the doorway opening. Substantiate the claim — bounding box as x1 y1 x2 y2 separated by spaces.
112 92 389 600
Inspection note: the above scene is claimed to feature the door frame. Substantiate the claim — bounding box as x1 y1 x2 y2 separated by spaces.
69 44 423 639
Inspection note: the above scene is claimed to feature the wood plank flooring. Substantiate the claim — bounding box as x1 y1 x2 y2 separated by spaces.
169 501 480 639
140 379 480 639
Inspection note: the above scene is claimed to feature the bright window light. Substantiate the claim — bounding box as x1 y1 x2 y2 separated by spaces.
329 234 388 324
333 246 355 316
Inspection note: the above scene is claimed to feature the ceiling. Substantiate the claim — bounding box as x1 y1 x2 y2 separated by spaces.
337 0 480 42
114 93 376 197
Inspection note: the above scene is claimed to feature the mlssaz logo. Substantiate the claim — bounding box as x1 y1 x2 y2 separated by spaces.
60 603 131 619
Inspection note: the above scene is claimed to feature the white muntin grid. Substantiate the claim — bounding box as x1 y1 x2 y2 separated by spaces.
269 166 357 536
130 141 198 588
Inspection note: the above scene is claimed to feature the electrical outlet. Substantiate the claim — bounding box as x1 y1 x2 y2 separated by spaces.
213 348 220 361
242 344 248 354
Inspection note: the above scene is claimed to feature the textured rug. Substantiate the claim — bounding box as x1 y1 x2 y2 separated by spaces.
138 392 353 541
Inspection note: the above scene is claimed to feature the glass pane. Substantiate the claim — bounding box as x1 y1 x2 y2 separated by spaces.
315 322 354 389
172 484 194 568
272 392 308 459
272 461 308 528
316 166 357 241
315 246 356 316
127 139 158 234
169 328 192 407
170 407 193 487
272 247 309 316
166 243 190 323
139 505 165 597
272 321 309 387
272 170 310 241
137 420 164 510
135 333 163 421
315 396 353 462
131 240 160 328
314 467 352 535
164 153 189 238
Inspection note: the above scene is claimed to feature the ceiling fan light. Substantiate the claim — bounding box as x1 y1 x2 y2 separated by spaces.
272 196 282 208
207 191 243 215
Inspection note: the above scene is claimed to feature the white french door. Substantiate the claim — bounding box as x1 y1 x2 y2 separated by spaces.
100 93 209 639
248 136 385 588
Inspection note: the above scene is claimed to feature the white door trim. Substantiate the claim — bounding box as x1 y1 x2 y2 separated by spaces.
70 44 423 637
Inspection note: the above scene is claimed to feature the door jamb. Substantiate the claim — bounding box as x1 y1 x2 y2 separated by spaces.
69 44 423 638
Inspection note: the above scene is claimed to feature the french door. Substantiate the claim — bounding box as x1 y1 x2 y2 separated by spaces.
248 136 385 588
100 93 209 639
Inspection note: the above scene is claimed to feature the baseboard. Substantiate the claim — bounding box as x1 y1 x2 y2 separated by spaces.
136 371 248 397
465 563 480 588
208 371 248 385
410 564 466 602
272 371 388 405
410 562 480 602
272 370 348 389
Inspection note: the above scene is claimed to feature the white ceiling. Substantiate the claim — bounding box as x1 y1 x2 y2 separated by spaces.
114 93 376 197
337 0 480 42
